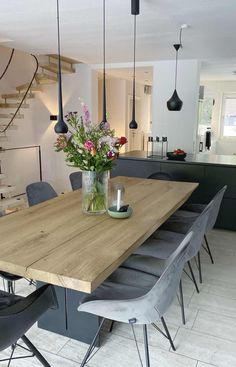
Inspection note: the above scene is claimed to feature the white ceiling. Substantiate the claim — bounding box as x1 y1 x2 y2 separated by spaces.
0 0 236 79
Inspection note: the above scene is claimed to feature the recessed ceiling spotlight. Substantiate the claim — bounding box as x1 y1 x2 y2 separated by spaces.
180 24 189 29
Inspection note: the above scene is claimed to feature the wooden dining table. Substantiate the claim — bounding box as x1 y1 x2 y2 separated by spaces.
0 176 198 343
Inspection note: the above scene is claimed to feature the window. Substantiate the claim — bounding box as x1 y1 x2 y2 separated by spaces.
222 96 236 137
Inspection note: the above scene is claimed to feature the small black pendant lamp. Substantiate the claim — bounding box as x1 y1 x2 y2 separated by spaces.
129 0 140 129
54 0 68 134
167 28 183 111
100 0 108 128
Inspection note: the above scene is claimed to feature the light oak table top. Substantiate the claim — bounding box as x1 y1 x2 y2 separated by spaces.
0 177 198 293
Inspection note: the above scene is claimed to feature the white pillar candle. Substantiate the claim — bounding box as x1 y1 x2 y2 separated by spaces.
117 189 121 211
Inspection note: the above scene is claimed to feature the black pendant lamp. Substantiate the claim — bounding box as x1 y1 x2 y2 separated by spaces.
167 28 183 111
54 0 68 134
129 0 140 129
100 0 107 128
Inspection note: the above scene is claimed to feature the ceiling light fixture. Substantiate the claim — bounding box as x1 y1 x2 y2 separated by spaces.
129 0 140 129
100 0 108 128
54 0 68 134
167 26 186 111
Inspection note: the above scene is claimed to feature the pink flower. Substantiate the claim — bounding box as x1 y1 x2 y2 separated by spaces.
107 150 115 159
82 104 90 123
84 140 95 151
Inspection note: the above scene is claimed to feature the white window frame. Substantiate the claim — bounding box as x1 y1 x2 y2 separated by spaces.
220 93 236 139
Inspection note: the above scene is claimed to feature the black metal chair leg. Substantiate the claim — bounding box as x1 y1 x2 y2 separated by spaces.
197 252 203 283
21 335 51 367
7 343 16 367
143 325 150 367
187 261 200 293
80 318 106 367
204 234 214 264
179 280 185 325
160 317 176 352
109 320 115 332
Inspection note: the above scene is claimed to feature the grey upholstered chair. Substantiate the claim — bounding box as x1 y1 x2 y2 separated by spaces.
78 232 192 367
26 181 58 207
162 185 227 276
0 284 57 366
122 203 210 323
148 171 172 181
69 171 82 191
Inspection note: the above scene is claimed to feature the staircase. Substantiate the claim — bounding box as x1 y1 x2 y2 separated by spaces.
0 54 78 142
0 53 79 214
0 170 25 215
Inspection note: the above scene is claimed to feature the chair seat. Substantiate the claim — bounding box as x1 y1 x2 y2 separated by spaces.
133 230 185 259
161 213 195 234
0 290 22 310
181 203 206 213
0 271 22 281
121 254 166 276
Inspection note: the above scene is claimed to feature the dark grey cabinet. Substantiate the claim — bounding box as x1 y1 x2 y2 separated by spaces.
113 156 236 230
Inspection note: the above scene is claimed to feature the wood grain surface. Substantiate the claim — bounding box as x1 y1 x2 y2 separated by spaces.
0 177 198 293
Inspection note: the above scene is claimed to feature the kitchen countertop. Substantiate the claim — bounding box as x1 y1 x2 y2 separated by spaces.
119 151 236 168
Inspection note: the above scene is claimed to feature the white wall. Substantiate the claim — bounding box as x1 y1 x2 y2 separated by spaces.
152 60 200 153
33 64 98 193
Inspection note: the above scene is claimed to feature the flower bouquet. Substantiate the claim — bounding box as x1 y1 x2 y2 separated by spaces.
54 104 127 214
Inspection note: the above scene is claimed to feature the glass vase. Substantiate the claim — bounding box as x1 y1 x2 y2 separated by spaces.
82 171 109 215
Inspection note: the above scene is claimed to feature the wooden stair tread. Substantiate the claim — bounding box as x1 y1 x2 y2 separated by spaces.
0 103 29 109
16 83 42 92
0 124 18 131
0 173 6 180
0 196 25 210
35 73 57 84
0 113 24 119
0 185 16 194
48 54 79 65
40 63 75 74
2 93 35 100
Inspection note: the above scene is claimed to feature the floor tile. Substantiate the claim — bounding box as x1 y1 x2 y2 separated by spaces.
174 327 236 367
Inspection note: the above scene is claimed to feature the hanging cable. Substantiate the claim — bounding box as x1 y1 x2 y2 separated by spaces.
0 48 15 81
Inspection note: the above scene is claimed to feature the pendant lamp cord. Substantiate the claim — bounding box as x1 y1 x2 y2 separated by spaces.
102 0 107 122
174 46 178 90
56 0 63 121
132 14 137 120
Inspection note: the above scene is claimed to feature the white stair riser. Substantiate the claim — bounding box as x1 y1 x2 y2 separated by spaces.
0 197 25 210
0 185 16 194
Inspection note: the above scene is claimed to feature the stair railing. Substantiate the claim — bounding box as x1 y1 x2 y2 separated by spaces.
0 53 39 134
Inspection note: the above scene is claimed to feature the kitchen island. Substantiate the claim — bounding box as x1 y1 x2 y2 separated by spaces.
112 151 236 230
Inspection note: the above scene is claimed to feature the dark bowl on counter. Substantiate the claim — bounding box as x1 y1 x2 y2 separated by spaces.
167 152 187 161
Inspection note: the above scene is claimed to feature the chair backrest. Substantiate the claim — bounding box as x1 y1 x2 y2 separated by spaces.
69 171 82 191
186 204 211 259
206 185 227 231
134 231 192 324
148 171 172 181
26 181 58 207
0 285 57 351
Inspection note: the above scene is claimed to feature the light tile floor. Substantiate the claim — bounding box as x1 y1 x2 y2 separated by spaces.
0 228 236 367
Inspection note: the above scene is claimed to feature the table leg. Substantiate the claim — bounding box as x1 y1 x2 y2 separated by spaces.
37 282 100 345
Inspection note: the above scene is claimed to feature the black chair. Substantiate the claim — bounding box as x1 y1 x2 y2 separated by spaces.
69 171 82 191
148 171 173 181
0 284 57 366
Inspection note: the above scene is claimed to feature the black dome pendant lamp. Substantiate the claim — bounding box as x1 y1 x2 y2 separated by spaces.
100 0 108 128
129 0 140 129
54 0 68 134
167 28 183 112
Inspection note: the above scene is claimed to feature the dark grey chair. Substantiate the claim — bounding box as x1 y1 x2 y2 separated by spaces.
26 181 58 207
78 232 192 367
0 284 57 366
69 171 82 191
122 204 210 324
148 171 172 181
162 185 227 271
